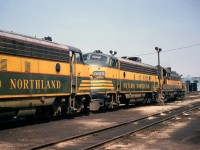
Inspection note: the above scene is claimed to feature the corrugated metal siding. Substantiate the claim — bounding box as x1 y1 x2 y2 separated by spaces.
0 37 70 62
120 61 157 75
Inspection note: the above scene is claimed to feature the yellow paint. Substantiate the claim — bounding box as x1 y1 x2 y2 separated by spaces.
78 86 114 90
79 79 114 90
89 66 119 79
81 80 112 83
119 70 158 82
120 91 154 93
76 92 90 95
90 84 113 87
89 65 158 83
0 54 70 75
80 84 91 86
0 93 71 98
76 63 90 78
165 79 182 89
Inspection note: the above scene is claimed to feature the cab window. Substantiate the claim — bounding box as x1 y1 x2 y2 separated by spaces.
76 53 83 64
110 59 118 68
83 54 88 61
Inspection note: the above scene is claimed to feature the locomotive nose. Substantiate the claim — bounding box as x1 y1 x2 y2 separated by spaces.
89 66 105 79
87 65 116 111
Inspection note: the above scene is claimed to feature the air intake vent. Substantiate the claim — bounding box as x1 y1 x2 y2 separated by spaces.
1 59 7 71
25 61 30 72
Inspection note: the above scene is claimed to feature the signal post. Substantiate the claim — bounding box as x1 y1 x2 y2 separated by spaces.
155 47 164 104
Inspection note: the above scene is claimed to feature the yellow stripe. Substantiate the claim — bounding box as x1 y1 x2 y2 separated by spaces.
80 84 91 86
0 93 71 98
91 84 113 86
81 80 90 82
120 91 154 93
91 80 112 83
76 92 91 95
91 87 114 90
81 80 112 83
80 83 113 87
78 87 114 90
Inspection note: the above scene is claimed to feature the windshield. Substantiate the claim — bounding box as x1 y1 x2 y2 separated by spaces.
90 54 108 62
83 54 108 62
83 53 109 66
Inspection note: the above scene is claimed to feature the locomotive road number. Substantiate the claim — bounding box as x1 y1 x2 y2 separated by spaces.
93 71 105 77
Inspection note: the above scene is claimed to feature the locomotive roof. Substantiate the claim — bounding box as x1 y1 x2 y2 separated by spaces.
85 51 117 59
0 29 81 53
85 51 156 71
163 67 181 77
118 57 156 70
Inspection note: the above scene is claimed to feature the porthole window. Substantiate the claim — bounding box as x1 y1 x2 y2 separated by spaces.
56 63 61 73
123 72 126 78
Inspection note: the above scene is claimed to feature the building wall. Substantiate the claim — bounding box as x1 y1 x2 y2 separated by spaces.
182 77 200 91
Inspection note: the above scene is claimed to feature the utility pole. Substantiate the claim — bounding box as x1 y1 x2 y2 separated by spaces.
155 47 163 104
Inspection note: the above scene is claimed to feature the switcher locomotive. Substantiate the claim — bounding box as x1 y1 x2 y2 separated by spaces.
0 30 90 119
83 50 185 111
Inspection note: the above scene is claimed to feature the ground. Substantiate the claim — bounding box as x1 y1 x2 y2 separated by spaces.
106 108 200 150
0 98 199 150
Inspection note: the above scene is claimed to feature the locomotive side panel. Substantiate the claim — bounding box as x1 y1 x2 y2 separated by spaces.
119 58 159 104
0 55 71 99
0 30 86 119
162 68 185 100
120 71 158 92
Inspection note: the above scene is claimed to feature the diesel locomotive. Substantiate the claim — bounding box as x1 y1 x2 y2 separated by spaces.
0 30 186 118
83 50 185 111
0 30 90 119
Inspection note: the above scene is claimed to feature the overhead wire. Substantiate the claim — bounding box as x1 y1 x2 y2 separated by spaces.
135 43 200 56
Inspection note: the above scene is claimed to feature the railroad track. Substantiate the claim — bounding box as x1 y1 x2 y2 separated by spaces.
1 95 199 131
28 102 200 150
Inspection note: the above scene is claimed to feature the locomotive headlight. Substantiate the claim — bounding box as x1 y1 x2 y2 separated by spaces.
93 71 105 77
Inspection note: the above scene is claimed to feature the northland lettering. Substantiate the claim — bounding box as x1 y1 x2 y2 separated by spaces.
10 79 61 89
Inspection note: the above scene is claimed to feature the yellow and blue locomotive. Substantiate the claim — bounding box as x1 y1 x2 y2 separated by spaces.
0 30 90 119
83 50 185 111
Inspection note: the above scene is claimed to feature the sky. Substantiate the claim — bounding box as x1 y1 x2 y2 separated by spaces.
0 0 200 77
